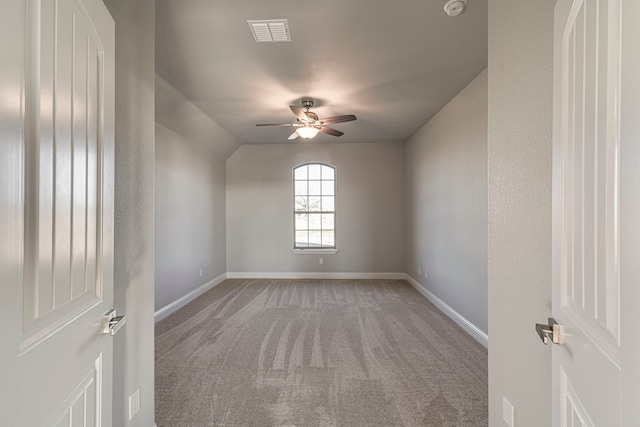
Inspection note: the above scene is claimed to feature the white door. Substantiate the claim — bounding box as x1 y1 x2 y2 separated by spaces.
552 0 640 425
0 0 115 425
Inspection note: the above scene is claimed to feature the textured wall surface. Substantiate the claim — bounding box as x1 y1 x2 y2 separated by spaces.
155 124 227 311
487 1 554 425
226 143 405 274
102 0 156 425
405 69 488 334
155 75 239 160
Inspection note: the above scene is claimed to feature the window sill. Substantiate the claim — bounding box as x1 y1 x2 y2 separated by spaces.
292 248 339 255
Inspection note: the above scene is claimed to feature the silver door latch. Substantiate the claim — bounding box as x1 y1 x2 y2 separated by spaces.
103 309 126 336
535 317 561 345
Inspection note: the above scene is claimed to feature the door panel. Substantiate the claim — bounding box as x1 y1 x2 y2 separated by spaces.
45 357 101 427
561 369 593 427
0 0 115 425
557 0 620 359
552 0 621 425
24 0 106 349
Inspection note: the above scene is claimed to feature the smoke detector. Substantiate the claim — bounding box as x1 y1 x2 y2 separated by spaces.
444 0 467 17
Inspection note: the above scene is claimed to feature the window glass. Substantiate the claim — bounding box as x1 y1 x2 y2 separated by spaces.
295 181 307 196
308 181 321 196
308 214 322 229
321 181 334 196
293 163 336 249
295 214 308 229
321 196 334 212
308 164 321 180
308 196 321 212
322 232 335 247
321 214 334 229
321 166 335 180
295 231 309 247
294 197 307 212
295 166 308 180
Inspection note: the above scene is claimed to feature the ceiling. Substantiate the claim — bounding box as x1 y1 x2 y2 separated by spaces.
155 0 487 145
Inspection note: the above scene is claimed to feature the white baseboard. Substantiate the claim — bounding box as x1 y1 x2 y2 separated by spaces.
226 272 406 280
154 273 227 322
404 274 488 348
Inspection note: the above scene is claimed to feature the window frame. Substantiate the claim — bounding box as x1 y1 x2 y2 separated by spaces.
292 163 338 254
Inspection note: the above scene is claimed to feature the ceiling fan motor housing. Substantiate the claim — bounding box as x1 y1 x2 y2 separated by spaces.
305 112 319 122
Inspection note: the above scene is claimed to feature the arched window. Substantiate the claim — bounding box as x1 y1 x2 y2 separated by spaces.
293 163 336 249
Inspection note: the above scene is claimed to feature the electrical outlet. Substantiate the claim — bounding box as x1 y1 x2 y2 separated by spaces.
199 268 203 277
129 388 140 420
502 397 514 426
319 257 324 265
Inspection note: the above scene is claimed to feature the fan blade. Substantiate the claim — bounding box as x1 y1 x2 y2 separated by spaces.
256 123 295 126
290 105 308 121
319 126 344 137
320 114 357 125
288 131 300 140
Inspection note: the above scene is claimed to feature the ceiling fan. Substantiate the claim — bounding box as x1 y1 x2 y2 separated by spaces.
256 100 357 140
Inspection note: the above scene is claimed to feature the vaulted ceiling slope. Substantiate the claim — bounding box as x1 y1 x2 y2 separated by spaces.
156 0 487 145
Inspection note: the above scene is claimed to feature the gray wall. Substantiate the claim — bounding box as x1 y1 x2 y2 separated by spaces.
405 69 488 334
488 1 554 426
155 76 239 161
155 124 227 311
102 0 156 426
226 143 405 274
154 76 238 312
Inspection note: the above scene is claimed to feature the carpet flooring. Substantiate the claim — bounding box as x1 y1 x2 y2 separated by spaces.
155 279 487 426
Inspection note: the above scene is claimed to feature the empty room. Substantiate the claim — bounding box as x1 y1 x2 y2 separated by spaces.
2 0 639 426
154 0 487 425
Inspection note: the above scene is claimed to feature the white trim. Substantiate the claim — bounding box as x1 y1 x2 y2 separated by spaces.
404 274 489 348
226 272 406 280
154 273 227 322
292 248 339 255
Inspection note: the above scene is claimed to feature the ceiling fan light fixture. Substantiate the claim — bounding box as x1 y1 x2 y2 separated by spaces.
444 0 467 17
297 126 320 139
256 102 356 140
